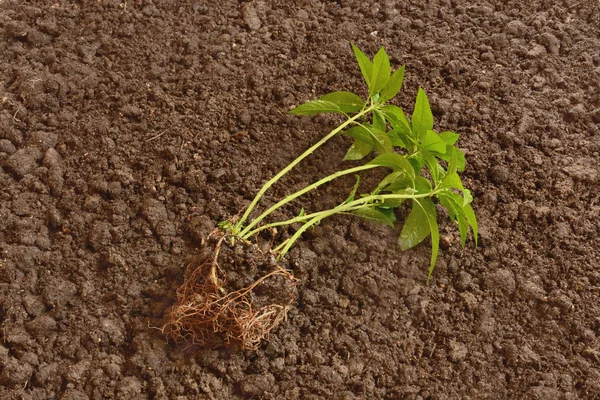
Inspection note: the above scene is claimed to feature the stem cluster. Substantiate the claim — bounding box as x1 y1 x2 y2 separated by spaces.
225 43 478 279
166 43 480 351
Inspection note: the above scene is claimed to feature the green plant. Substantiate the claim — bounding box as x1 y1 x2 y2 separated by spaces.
166 44 477 349
228 43 477 279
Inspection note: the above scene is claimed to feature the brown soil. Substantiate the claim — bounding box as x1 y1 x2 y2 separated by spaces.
1 0 599 399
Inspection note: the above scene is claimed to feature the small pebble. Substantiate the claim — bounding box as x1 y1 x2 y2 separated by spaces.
440 234 453 250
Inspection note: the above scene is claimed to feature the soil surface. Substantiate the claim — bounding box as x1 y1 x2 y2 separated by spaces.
1 0 599 399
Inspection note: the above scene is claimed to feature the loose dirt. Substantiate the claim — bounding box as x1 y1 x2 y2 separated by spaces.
1 1 599 399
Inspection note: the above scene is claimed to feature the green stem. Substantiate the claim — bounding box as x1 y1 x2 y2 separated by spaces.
234 105 378 232
242 207 344 240
276 190 439 257
239 163 379 238
272 238 289 254
277 208 343 258
271 201 371 254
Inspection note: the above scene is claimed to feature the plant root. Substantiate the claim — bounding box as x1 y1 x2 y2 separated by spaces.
165 232 298 350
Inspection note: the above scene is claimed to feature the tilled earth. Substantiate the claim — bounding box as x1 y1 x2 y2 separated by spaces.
1 1 599 399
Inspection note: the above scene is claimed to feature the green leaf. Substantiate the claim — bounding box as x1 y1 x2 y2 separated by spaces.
368 153 415 180
414 176 432 194
408 154 425 174
444 146 459 176
462 189 473 206
444 189 469 208
398 198 440 279
343 125 371 142
422 151 441 186
421 130 447 154
343 126 375 160
380 198 405 208
372 110 386 132
351 43 373 89
319 92 365 113
456 215 469 248
439 131 459 145
382 105 411 130
440 191 477 247
412 88 434 140
385 176 414 192
419 198 440 280
455 148 466 172
370 47 391 96
440 171 464 190
344 124 392 156
379 65 405 103
438 192 469 248
438 145 466 172
373 171 405 194
290 100 344 116
438 192 458 220
376 206 397 223
344 175 361 204
353 207 395 228
382 105 416 152
218 220 233 230
387 129 407 148
463 202 478 246
344 138 374 160
398 201 431 251
398 197 439 278
367 127 393 155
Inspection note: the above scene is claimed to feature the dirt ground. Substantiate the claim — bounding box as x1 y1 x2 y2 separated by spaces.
1 0 599 399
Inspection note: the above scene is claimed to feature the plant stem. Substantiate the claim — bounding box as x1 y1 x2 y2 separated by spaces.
234 105 378 232
270 201 371 254
239 164 380 239
276 208 342 258
272 238 290 253
243 207 348 240
275 190 439 258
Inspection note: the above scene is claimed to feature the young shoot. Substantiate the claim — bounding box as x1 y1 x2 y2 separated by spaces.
166 43 480 351
227 43 477 279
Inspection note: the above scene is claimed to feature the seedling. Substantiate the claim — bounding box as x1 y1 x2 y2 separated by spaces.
166 44 478 349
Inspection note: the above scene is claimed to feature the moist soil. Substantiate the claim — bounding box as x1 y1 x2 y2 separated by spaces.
1 1 599 399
